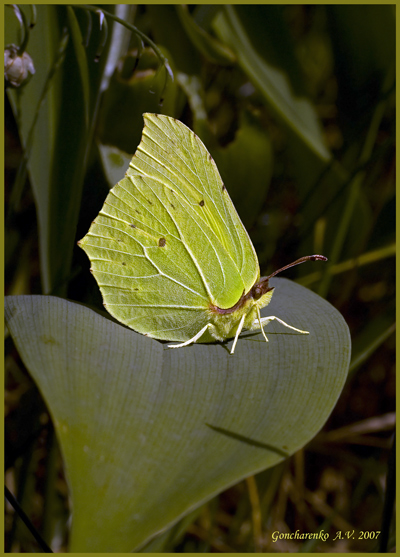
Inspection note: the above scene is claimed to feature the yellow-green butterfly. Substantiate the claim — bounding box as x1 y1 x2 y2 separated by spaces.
78 113 327 354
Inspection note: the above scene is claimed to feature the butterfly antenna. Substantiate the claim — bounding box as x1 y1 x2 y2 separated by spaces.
264 255 327 281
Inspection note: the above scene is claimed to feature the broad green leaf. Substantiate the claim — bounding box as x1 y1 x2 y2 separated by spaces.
5 280 350 551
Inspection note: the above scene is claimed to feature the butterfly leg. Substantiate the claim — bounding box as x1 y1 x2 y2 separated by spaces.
254 308 270 344
258 315 309 335
167 324 213 349
230 314 246 355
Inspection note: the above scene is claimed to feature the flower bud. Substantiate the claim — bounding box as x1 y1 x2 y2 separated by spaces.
4 44 35 88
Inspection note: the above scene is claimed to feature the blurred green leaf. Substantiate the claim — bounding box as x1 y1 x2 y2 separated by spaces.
66 7 90 128
6 5 104 296
5 279 350 551
228 5 306 94
6 5 65 291
213 5 331 163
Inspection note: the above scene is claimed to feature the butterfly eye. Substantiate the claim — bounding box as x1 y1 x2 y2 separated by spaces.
253 285 263 300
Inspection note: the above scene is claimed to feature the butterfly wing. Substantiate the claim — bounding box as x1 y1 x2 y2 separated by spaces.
79 114 260 342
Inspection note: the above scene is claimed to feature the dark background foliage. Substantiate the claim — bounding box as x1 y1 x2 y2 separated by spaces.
5 4 395 552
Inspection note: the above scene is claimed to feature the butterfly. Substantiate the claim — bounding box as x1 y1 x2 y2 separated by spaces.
78 113 326 354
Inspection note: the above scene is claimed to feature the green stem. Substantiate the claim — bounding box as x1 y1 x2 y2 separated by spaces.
94 9 108 62
5 486 53 552
29 4 37 28
8 4 30 54
297 242 395 286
